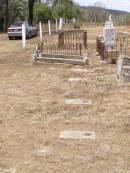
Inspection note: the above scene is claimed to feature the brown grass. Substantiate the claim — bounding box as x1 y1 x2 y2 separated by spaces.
0 26 129 173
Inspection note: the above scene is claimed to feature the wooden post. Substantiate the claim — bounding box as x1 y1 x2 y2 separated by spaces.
39 21 43 41
59 18 63 30
56 19 58 32
48 20 51 36
22 22 26 48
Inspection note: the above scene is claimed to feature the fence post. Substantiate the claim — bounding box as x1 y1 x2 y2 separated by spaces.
58 32 64 47
48 20 51 36
84 31 87 49
59 18 63 30
79 44 82 56
56 19 58 32
39 21 43 41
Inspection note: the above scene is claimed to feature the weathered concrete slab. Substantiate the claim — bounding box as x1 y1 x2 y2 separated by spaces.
33 53 89 65
65 99 92 105
59 131 95 139
68 78 87 82
36 57 86 65
71 69 88 73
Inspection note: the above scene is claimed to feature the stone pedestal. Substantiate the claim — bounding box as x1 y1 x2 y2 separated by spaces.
103 18 116 48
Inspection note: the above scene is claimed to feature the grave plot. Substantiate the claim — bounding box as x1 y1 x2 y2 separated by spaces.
96 16 130 64
33 30 89 65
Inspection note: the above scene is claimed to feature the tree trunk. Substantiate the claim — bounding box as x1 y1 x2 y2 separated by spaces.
5 0 8 31
28 0 35 24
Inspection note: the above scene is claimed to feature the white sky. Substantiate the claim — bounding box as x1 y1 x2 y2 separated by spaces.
74 0 130 12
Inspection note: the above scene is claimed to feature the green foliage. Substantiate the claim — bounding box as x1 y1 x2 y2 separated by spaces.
9 0 28 21
52 0 83 19
34 4 52 22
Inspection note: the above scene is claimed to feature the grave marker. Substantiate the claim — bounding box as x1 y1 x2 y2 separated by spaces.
69 78 87 82
103 15 116 47
71 68 88 73
65 99 92 105
59 131 95 140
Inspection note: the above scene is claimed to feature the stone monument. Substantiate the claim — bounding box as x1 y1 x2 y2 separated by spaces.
103 15 116 48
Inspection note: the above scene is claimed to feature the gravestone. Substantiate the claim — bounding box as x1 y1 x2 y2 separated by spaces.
68 78 88 82
65 99 92 105
59 131 95 140
103 15 116 48
116 55 130 82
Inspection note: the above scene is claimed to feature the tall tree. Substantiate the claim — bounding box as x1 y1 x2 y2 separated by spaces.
28 0 35 24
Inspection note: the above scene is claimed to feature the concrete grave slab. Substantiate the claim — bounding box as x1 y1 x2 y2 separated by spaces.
71 68 88 73
68 78 87 82
59 131 95 140
65 99 92 105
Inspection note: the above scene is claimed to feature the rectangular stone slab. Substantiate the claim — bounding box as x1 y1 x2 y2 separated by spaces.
71 69 88 72
59 131 95 139
65 99 92 105
69 78 87 82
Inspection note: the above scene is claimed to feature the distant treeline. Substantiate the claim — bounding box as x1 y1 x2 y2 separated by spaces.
81 6 130 25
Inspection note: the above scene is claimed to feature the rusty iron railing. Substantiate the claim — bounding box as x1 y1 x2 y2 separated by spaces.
58 30 88 49
96 34 130 60
42 43 83 56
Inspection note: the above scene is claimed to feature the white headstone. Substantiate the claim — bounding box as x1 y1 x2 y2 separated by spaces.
48 20 51 36
22 22 26 48
39 21 43 41
103 16 116 47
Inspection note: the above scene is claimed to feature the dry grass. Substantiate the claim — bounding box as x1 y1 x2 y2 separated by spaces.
0 26 129 173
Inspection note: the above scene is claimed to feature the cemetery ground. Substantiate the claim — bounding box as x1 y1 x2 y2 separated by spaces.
0 26 129 173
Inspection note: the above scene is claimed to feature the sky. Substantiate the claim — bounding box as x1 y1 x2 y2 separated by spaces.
74 0 130 12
